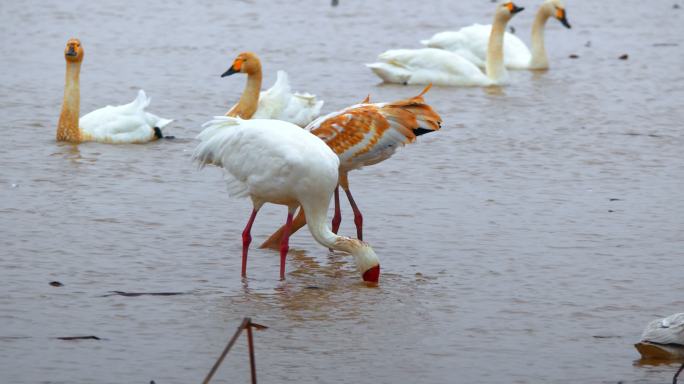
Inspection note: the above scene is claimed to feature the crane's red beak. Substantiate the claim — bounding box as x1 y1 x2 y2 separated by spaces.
362 265 380 283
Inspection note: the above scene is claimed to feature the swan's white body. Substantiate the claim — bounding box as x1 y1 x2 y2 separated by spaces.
635 313 684 360
421 24 531 69
421 0 571 70
367 2 522 87
367 48 496 86
79 90 173 143
193 116 380 281
641 313 684 346
252 71 324 127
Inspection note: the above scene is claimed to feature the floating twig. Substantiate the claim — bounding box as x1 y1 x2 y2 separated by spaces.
56 336 101 341
101 291 187 297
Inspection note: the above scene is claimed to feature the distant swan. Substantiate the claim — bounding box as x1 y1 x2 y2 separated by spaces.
57 39 172 144
421 0 572 70
222 52 323 127
367 2 524 86
635 313 684 360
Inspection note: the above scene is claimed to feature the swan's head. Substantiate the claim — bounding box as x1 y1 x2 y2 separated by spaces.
545 0 571 28
221 52 262 77
64 38 84 63
496 2 525 20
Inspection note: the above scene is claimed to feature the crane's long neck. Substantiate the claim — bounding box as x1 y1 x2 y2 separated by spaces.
529 5 551 69
235 69 262 119
57 61 82 142
486 14 509 83
300 198 378 274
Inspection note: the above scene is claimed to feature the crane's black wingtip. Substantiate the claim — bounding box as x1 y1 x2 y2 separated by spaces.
413 127 436 136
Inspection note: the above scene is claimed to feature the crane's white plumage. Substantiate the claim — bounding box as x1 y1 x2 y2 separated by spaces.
422 24 531 69
194 117 339 202
80 90 173 143
193 116 381 282
367 48 495 87
252 71 324 127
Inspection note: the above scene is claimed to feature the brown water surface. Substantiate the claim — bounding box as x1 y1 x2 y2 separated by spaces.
1 1 683 383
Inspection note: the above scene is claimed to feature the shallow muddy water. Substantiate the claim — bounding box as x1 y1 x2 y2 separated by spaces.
1 0 683 383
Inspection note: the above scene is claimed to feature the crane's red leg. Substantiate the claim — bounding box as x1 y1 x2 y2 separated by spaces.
279 208 296 280
343 187 363 240
331 185 342 234
241 208 259 277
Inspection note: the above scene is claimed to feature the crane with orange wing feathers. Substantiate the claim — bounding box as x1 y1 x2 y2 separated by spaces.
260 85 441 249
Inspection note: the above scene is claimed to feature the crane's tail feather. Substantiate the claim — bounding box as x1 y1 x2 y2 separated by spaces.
260 208 308 249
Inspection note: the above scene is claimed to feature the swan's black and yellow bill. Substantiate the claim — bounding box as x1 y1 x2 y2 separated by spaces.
221 67 239 77
505 2 524 14
556 8 571 28
221 58 243 77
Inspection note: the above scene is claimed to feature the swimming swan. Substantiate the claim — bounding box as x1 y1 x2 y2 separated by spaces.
56 39 172 144
635 313 684 360
421 0 571 70
222 52 323 127
367 2 524 86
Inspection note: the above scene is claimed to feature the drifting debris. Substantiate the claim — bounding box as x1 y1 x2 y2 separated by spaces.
56 336 101 341
101 291 186 297
569 54 579 59
619 54 629 60
49 281 64 287
585 41 592 48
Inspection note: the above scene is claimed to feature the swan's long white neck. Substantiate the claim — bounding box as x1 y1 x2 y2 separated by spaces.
486 13 509 83
300 198 379 275
57 61 82 142
529 4 552 69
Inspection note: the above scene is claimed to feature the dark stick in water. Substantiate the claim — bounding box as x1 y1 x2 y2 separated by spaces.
674 363 684 384
202 317 267 384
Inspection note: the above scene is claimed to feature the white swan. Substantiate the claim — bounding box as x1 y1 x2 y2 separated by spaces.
421 0 571 70
222 52 323 127
193 117 381 283
367 2 524 86
635 313 684 360
57 39 172 144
